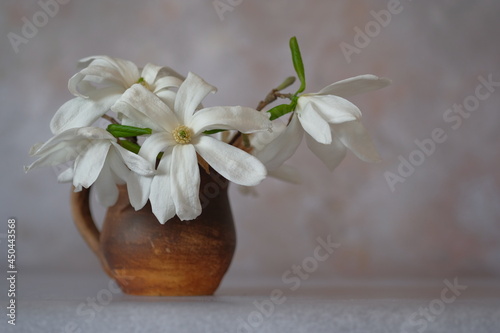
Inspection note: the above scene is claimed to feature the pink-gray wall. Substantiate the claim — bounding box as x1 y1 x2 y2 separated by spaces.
2 0 499 279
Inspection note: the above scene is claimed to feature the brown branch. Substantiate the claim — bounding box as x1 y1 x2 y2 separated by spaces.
102 114 119 125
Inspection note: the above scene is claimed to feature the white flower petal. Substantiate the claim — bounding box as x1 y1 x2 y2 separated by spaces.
268 164 301 184
28 142 44 155
106 57 141 87
170 144 201 221
80 56 139 86
300 94 361 123
306 134 347 171
73 141 111 188
126 172 152 211
116 114 145 128
30 128 82 155
93 162 120 207
195 136 267 186
25 141 80 172
155 65 184 81
255 114 303 170
27 127 115 174
69 67 125 98
112 85 178 132
106 147 131 182
331 121 381 163
76 55 101 68
155 90 177 111
75 127 115 140
50 86 123 134
153 76 183 93
317 74 391 98
139 132 176 165
57 167 74 183
151 67 183 94
149 150 176 224
250 120 286 151
190 106 272 135
174 72 216 124
111 142 154 176
297 103 332 144
141 63 163 85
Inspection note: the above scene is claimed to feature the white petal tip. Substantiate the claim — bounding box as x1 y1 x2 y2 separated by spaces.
29 143 43 156
129 203 140 211
177 214 200 222
313 137 332 145
379 77 392 87
153 209 173 224
242 173 267 187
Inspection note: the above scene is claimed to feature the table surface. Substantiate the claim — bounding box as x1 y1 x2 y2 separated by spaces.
3 270 500 333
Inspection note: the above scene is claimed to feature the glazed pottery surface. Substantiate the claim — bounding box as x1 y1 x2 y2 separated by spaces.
71 169 236 296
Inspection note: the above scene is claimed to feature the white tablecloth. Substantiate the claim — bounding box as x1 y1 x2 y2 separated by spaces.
4 270 500 333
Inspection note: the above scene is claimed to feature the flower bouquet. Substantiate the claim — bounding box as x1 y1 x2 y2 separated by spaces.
26 37 390 295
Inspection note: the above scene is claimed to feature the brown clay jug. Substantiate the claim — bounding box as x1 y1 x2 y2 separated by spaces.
70 169 236 296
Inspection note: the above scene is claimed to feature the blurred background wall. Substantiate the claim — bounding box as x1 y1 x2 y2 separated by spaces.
1 0 499 281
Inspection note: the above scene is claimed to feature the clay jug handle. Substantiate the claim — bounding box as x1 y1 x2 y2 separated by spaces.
70 186 112 277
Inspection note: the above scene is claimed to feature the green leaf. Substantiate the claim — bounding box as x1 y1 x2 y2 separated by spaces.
107 124 152 138
289 36 306 94
203 129 227 135
267 103 294 121
275 76 296 91
118 140 141 154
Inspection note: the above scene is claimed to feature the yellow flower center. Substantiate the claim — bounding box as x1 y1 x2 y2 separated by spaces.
136 77 151 90
172 125 193 144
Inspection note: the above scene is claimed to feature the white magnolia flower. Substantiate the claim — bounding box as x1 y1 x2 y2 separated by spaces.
221 122 300 196
50 56 183 134
250 120 300 184
112 72 272 223
25 127 154 207
259 74 391 171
